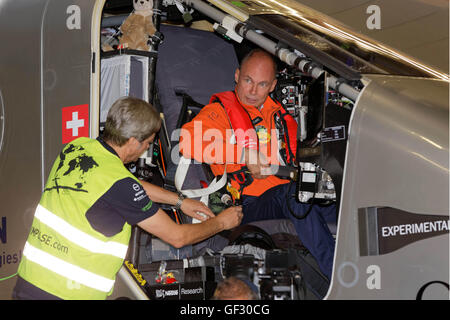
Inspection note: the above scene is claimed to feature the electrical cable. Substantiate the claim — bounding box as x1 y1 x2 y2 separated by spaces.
158 139 167 176
0 272 17 282
286 177 316 220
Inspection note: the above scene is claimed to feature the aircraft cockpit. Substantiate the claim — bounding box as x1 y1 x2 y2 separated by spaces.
0 0 447 302
97 0 365 300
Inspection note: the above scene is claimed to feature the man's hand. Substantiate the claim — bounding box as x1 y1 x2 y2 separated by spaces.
244 148 271 180
180 198 215 221
216 206 243 230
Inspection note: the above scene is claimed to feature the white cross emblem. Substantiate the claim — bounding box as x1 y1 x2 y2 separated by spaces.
66 111 85 137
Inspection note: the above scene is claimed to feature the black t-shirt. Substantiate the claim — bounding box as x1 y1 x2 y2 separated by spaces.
85 138 160 237
13 138 160 299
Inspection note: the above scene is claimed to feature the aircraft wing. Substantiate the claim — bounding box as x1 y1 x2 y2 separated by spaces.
213 0 449 80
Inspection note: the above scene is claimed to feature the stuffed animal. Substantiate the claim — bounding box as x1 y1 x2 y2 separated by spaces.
118 0 156 51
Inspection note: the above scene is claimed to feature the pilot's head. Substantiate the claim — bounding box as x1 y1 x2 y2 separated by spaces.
103 96 161 163
235 49 277 108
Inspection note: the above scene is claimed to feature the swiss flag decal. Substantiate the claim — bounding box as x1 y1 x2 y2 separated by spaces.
62 104 89 144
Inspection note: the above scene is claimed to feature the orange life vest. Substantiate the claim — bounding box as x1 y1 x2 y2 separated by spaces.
210 91 297 165
210 91 298 195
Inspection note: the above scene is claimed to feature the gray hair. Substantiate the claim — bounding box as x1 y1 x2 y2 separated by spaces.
102 96 161 146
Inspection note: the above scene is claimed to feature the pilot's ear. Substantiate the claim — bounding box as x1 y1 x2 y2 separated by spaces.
270 78 277 92
234 68 240 83
128 137 141 149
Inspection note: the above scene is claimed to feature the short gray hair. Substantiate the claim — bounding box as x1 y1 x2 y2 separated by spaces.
102 96 161 146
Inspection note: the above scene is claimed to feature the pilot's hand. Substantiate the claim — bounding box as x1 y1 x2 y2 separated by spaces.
244 148 271 180
216 206 243 230
180 198 215 221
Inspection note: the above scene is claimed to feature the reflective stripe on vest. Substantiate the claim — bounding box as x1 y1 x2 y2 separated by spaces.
23 242 115 293
34 204 128 259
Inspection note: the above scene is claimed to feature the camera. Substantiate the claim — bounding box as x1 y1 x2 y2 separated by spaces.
221 250 305 300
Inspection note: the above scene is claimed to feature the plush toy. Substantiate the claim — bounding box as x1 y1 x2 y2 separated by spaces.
118 0 156 51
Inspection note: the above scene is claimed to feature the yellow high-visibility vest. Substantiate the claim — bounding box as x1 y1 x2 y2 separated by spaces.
18 137 143 300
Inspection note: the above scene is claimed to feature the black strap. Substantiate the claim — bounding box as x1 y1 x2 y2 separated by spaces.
274 110 295 166
279 111 296 165
228 166 254 197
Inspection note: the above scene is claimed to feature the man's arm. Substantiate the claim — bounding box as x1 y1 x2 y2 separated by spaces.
140 180 215 221
179 103 242 165
138 206 242 248
180 104 276 183
243 147 272 180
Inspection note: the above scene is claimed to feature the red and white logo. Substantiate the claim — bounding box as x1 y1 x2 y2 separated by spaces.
62 104 89 144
